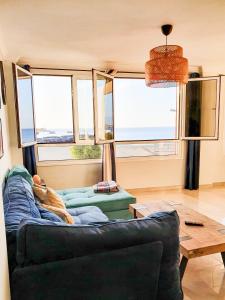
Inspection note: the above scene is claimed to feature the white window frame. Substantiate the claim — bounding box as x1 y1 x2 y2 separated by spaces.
92 69 115 144
115 140 184 162
180 76 220 140
35 143 102 166
31 68 95 146
32 69 183 163
113 72 183 161
114 72 181 142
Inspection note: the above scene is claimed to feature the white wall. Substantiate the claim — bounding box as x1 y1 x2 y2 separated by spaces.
37 162 102 189
0 63 12 300
116 156 185 189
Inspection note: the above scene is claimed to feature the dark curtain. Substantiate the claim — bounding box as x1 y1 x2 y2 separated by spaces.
110 142 116 182
185 72 201 190
23 145 37 176
185 140 201 190
102 143 116 182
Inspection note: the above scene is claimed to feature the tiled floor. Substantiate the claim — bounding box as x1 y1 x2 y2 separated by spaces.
129 186 225 300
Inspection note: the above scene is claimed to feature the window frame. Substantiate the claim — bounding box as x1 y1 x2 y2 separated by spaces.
114 72 181 143
115 139 183 162
31 68 95 146
35 143 103 166
180 76 221 140
13 64 37 148
32 69 182 163
92 69 115 144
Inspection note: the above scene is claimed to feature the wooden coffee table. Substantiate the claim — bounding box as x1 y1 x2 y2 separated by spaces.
129 201 225 280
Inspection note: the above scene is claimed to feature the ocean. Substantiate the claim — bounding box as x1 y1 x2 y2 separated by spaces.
115 127 176 141
32 127 176 143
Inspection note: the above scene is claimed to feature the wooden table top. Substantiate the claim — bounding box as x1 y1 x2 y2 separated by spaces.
129 201 225 259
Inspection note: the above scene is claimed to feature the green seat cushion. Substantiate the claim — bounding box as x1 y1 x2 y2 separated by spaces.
57 187 136 213
104 209 133 220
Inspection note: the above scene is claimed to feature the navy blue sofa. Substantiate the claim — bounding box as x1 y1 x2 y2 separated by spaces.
3 174 183 300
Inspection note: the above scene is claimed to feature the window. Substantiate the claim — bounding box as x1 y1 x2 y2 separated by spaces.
116 141 179 158
76 79 94 141
114 78 178 141
93 70 114 143
183 76 220 140
33 70 181 162
14 65 36 147
37 145 102 161
33 75 74 143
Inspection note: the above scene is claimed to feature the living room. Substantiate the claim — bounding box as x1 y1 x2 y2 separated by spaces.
1 1 225 299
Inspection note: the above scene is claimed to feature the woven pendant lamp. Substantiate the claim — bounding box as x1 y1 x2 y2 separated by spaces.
145 24 188 87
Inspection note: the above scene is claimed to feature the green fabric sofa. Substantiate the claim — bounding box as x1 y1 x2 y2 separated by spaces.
57 186 136 219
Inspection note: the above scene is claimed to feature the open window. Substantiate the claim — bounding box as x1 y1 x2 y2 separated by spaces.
182 76 220 140
13 64 36 147
74 71 95 144
32 74 74 144
92 70 114 144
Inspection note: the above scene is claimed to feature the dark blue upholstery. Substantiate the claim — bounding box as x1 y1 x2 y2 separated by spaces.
15 210 182 300
3 175 108 232
3 174 109 275
3 173 183 300
35 200 64 222
3 175 41 232
68 206 109 224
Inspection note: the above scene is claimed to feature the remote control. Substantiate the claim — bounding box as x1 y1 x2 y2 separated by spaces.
185 221 204 226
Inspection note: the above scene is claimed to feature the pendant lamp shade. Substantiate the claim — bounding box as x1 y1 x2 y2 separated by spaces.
145 25 188 87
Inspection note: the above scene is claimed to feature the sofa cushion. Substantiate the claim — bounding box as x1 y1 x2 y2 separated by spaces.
6 165 33 186
17 210 182 300
35 200 64 223
68 206 109 224
3 175 41 232
57 187 136 212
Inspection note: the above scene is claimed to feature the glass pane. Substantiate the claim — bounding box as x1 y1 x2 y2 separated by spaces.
77 79 94 140
16 69 35 145
33 75 74 143
116 142 178 158
185 79 218 137
96 73 114 141
114 78 178 141
37 145 102 161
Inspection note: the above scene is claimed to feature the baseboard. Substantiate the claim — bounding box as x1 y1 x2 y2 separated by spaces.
127 185 183 193
212 182 225 187
127 182 225 193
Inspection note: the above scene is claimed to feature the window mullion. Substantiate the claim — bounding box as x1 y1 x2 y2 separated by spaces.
72 74 80 144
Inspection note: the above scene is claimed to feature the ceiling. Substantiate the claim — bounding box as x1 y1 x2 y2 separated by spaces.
0 0 224 72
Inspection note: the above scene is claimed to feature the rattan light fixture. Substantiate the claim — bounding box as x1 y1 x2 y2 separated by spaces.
145 24 188 87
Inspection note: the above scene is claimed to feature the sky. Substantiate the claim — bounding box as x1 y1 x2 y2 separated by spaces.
33 75 74 130
31 75 177 130
18 78 35 129
114 78 177 128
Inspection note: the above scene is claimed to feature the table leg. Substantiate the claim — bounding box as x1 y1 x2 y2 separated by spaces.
180 256 188 280
221 252 225 266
